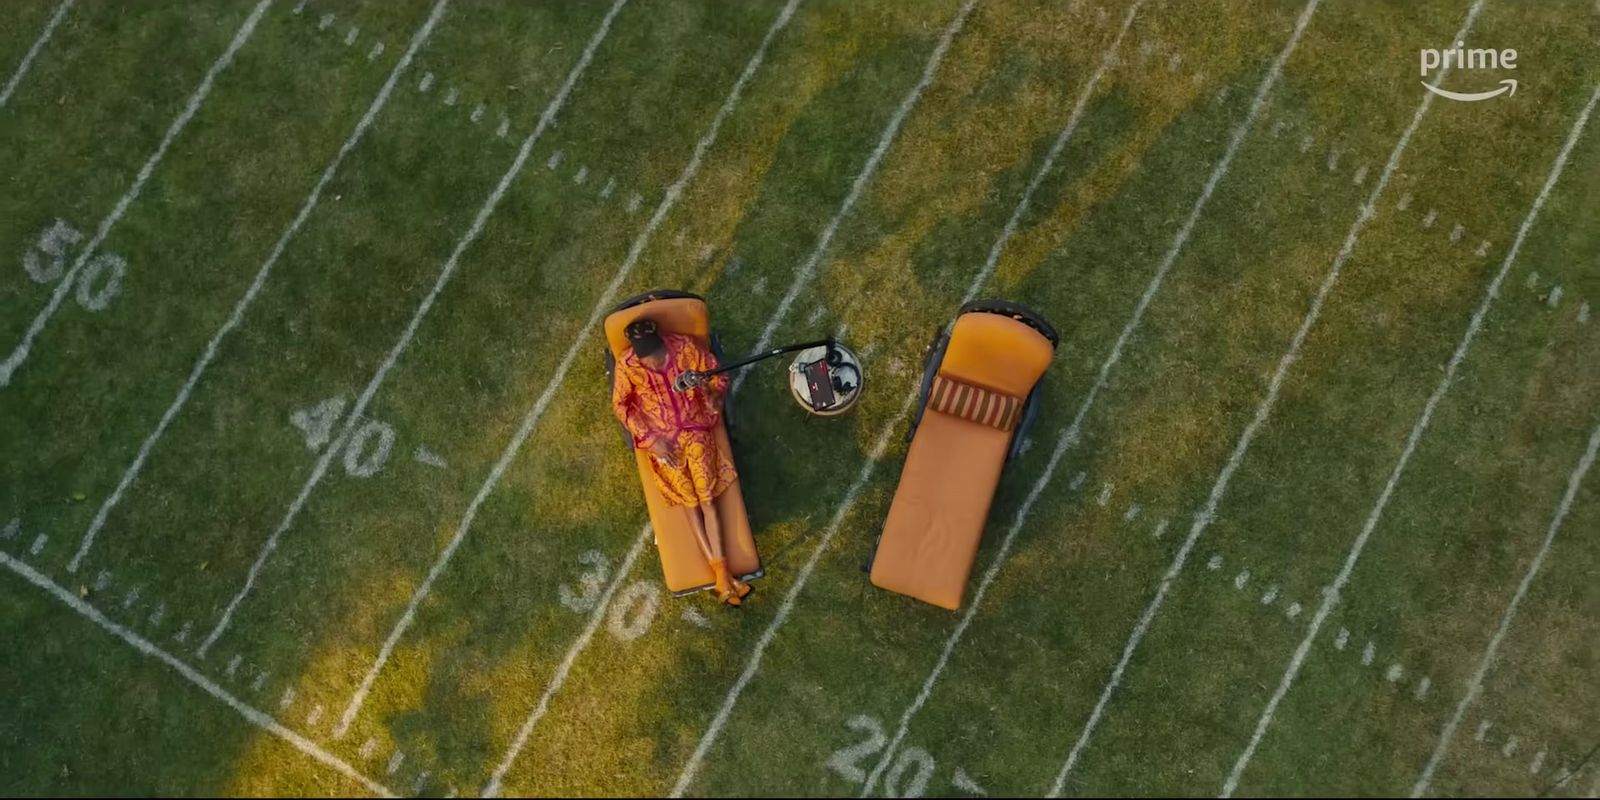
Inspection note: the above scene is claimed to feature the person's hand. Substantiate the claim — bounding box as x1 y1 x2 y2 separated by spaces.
651 438 678 467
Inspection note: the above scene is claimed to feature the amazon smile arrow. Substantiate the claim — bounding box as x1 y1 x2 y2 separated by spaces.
1423 77 1518 102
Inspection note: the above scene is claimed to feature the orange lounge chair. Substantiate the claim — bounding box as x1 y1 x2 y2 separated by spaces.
604 289 762 595
869 300 1057 610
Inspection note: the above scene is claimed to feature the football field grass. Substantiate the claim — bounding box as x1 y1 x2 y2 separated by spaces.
2 0 1598 795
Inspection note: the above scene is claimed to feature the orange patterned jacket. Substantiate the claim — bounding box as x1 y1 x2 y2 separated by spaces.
610 333 727 449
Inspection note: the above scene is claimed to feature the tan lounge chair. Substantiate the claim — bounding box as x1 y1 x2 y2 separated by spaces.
604 290 762 595
869 300 1057 609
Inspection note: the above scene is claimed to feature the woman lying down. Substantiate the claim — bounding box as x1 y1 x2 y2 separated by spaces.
610 318 752 607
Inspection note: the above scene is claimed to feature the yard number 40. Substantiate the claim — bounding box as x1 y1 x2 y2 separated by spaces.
290 396 396 478
22 218 128 311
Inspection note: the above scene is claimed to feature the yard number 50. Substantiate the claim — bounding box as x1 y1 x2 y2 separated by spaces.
22 218 128 311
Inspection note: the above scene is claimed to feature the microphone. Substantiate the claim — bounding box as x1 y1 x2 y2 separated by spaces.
673 371 706 393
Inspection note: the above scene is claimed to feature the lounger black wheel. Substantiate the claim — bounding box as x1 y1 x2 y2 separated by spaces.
906 325 950 444
957 298 1060 346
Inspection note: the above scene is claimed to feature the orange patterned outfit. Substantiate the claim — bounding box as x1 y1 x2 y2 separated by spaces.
611 333 737 507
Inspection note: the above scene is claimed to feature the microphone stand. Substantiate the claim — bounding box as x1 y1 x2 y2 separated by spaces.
674 338 834 392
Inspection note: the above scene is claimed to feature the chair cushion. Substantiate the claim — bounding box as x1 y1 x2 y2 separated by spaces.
927 374 1020 432
871 410 1011 610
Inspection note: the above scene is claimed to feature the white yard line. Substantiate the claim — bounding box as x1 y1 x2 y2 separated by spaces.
0 0 271 388
0 552 396 798
480 524 651 796
1227 80 1600 799
194 0 629 659
669 4 988 795
671 404 910 798
1057 3 1488 794
679 2 1150 793
962 0 1142 306
0 0 75 108
69 0 452 575
332 0 797 743
870 0 1318 793
731 0 981 395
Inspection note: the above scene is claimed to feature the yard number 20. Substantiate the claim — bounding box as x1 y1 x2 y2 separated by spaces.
827 715 935 797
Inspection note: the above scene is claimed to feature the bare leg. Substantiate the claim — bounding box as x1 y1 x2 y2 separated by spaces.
682 505 714 564
683 504 736 603
703 499 749 600
699 501 724 563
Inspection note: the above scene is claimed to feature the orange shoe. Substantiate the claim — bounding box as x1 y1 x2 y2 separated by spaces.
710 559 741 606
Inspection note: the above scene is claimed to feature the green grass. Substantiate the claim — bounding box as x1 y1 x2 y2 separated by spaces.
2 0 1598 796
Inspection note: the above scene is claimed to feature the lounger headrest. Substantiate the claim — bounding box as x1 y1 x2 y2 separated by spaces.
938 311 1054 398
603 297 710 357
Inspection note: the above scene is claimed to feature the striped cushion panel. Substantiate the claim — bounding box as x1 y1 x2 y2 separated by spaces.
927 374 1021 432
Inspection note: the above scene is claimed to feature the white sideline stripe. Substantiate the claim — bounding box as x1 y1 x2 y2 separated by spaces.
0 0 271 388
480 525 651 796
1222 67 1594 800
732 0 981 396
673 0 991 791
70 0 452 575
1411 424 1600 794
1063 4 1487 794
0 0 75 108
0 552 395 797
337 0 789 744
196 0 628 659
